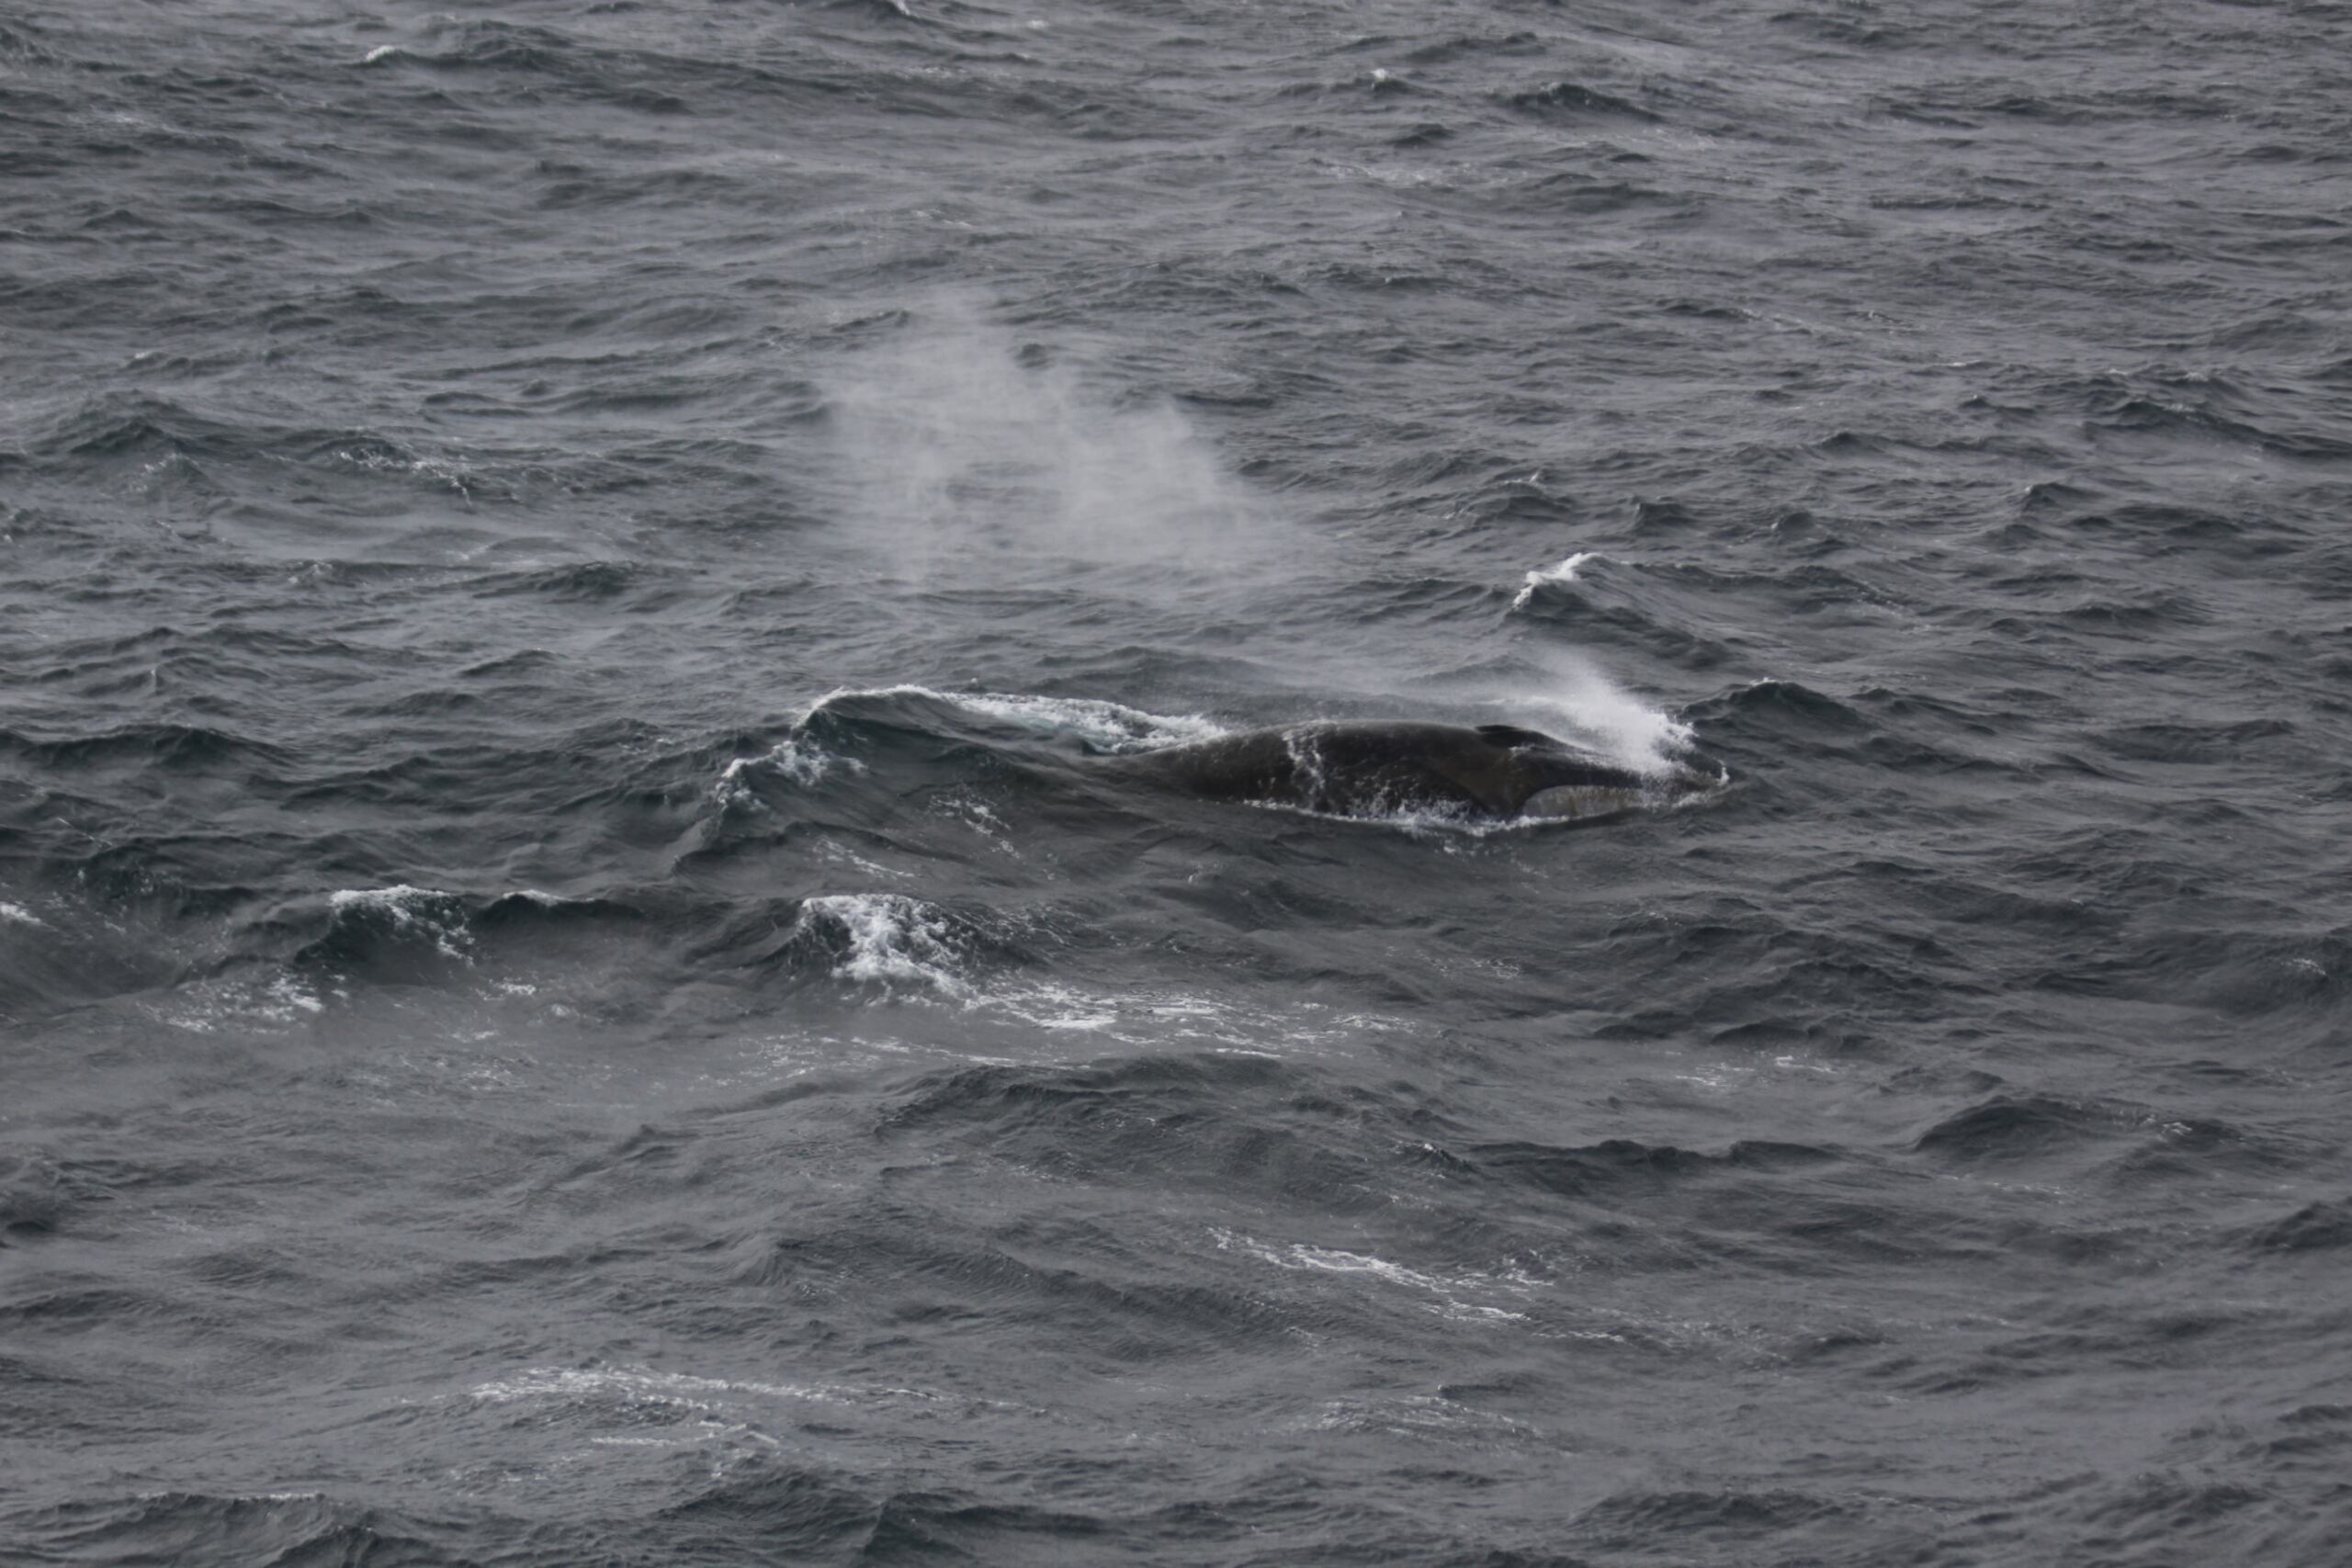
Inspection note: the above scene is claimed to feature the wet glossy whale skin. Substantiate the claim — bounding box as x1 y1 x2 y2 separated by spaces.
1110 721 1702 820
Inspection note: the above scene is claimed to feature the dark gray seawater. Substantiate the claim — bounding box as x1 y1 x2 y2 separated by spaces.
5 1 2350 1562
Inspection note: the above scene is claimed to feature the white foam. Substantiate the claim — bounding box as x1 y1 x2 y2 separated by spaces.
1306 1394 1538 1440
989 980 1118 1032
265 976 324 1017
795 893 972 998
937 792 1014 852
717 735 852 807
458 1363 1037 1423
1212 1229 1530 1323
0 901 43 927
951 690 1225 751
763 911 1392 1049
469 1365 842 1410
330 443 472 500
815 840 911 881
1510 551 1595 610
328 884 444 918
138 971 332 1033
327 885 472 960
786 886 1208 1023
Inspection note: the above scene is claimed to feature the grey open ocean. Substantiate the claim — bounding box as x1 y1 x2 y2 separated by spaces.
5 1 2351 1562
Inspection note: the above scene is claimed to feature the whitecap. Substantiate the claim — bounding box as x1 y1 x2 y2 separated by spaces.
717 734 853 806
795 892 973 998
327 885 472 961
1510 551 1595 610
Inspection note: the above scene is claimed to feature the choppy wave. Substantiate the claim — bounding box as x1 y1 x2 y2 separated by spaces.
6 0 2351 1562
1510 549 1595 610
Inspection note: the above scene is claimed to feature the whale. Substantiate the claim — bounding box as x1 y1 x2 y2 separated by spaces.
1104 721 1715 825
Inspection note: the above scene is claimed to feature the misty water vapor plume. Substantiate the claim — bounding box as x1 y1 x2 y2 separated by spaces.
1394 642 1695 778
1522 649 1693 774
820 298 1292 591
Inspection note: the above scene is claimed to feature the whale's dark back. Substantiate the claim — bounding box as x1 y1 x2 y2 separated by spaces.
1110 721 1685 821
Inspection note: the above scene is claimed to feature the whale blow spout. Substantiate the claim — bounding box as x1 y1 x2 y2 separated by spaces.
1107 720 1718 826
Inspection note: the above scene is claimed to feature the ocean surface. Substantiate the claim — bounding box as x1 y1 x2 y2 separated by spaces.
5 2 2350 1562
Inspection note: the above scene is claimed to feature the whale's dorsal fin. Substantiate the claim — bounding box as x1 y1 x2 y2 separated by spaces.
1475 724 1558 750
